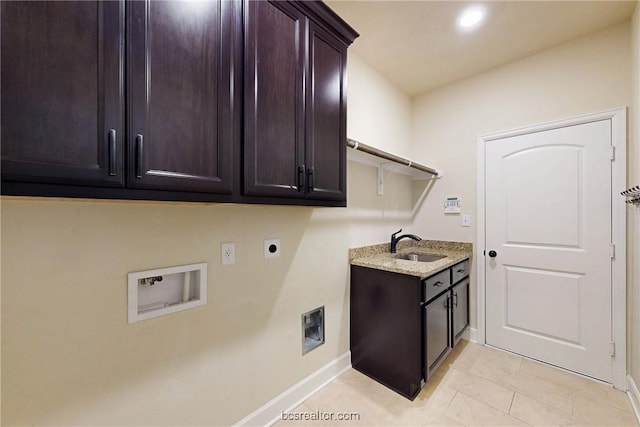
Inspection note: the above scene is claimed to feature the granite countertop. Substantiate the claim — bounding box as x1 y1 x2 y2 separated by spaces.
349 240 472 279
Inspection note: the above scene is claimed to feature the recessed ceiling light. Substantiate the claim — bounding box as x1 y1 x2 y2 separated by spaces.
457 5 486 31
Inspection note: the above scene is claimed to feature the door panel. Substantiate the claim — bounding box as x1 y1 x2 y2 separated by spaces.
306 22 347 201
485 119 612 382
504 267 582 344
244 0 305 198
128 0 235 193
1 1 124 186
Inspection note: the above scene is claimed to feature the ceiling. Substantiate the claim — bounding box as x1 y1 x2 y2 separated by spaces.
325 0 637 96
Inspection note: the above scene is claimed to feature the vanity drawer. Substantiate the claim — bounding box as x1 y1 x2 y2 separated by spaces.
451 259 469 284
423 269 450 302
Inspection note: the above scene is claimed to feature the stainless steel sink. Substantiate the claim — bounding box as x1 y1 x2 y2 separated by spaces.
394 252 446 262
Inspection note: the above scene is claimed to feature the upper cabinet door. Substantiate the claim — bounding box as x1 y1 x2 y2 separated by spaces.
243 0 306 198
1 1 125 186
127 0 236 193
305 22 348 201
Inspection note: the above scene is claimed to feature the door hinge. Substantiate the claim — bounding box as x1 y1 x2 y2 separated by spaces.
610 146 615 161
610 243 615 259
610 341 616 357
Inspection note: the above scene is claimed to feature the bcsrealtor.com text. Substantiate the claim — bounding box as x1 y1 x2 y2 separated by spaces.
281 410 361 422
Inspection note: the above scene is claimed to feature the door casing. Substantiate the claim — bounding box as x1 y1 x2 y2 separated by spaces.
476 107 627 390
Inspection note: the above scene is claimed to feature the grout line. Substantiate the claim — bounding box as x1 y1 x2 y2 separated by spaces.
508 391 516 414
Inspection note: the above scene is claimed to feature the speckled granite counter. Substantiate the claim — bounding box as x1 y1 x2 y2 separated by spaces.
349 240 472 279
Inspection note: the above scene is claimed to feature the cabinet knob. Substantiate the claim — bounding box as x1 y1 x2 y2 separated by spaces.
488 250 497 258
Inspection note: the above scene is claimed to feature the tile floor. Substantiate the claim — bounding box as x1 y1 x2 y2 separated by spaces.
275 341 639 426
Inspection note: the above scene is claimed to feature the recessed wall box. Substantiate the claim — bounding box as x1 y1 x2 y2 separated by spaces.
128 263 207 323
302 306 325 354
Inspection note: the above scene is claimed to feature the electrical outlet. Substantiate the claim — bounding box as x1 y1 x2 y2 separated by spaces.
264 239 281 259
221 242 235 265
461 214 471 227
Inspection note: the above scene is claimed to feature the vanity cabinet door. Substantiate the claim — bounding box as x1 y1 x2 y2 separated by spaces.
1 1 125 187
451 278 469 344
424 291 452 379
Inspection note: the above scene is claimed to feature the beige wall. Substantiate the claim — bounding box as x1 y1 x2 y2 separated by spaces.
410 22 632 330
347 54 413 158
630 1 640 389
0 55 413 425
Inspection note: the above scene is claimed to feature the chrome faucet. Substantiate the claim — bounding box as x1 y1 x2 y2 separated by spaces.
390 228 422 253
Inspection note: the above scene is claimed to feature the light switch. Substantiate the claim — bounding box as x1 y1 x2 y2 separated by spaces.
461 214 471 227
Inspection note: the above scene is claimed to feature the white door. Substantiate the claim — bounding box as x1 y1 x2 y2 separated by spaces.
485 119 613 382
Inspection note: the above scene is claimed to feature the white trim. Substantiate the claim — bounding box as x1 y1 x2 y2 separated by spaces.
234 352 352 427
468 327 479 343
628 375 640 424
476 107 627 390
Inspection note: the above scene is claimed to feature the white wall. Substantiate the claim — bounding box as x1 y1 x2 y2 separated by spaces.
630 1 640 391
410 22 632 330
0 53 413 426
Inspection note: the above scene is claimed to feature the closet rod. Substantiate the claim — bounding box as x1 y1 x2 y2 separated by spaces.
346 138 439 176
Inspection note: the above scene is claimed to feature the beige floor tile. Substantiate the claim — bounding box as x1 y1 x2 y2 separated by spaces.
509 392 574 426
442 367 515 413
444 392 529 426
518 358 632 413
471 357 574 414
384 405 464 427
571 397 639 426
281 342 639 427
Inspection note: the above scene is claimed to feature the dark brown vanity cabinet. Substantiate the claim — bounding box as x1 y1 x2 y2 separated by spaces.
1 1 125 187
350 266 424 399
351 259 470 400
243 0 353 202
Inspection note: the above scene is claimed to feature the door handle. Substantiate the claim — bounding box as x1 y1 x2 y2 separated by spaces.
453 292 458 307
135 134 144 179
298 165 306 191
488 250 497 258
307 167 314 192
108 129 116 176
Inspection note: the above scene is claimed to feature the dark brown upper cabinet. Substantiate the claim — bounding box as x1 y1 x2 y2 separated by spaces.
243 0 357 203
1 1 125 187
127 0 237 194
1 0 357 206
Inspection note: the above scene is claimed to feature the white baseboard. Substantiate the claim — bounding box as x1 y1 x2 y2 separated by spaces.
234 352 352 427
463 327 479 343
628 375 640 425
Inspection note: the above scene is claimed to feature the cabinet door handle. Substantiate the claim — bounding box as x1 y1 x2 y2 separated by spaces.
108 129 116 176
298 165 306 191
457 269 466 274
444 295 450 309
434 281 444 287
308 167 314 191
453 292 458 307
135 134 144 179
